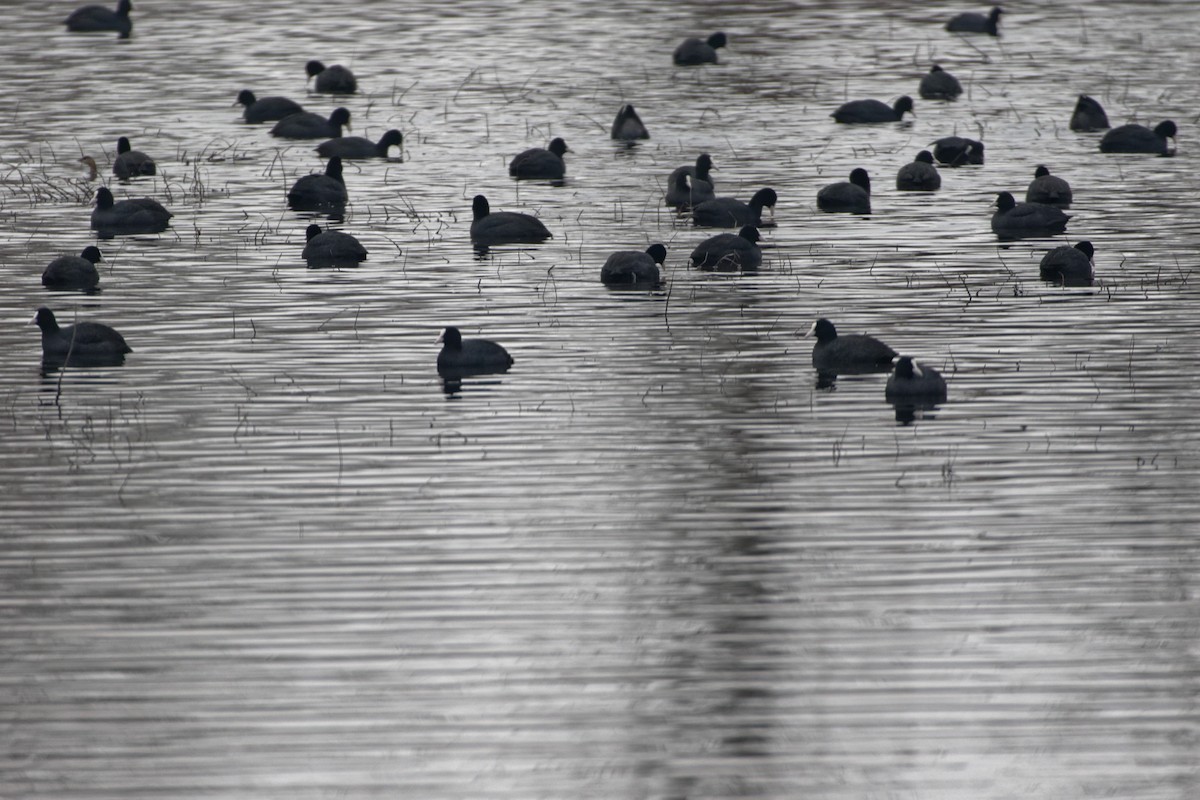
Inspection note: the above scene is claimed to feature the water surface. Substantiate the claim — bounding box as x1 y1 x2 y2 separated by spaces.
2 1 1200 797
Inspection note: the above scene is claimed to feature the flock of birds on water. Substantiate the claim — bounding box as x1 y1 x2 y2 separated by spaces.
38 2 1181 410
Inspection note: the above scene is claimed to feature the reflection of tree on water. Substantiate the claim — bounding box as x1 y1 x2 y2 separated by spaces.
627 355 788 798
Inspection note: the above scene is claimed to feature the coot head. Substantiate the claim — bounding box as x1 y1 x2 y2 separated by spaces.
806 318 837 342
849 168 871 192
894 96 915 117
647 243 667 264
81 245 103 263
994 191 1017 211
915 150 935 164
95 186 115 209
324 156 344 181
737 225 761 244
750 188 778 209
707 32 728 49
472 194 491 220
1155 120 1178 140
548 137 569 157
893 357 921 379
33 307 60 333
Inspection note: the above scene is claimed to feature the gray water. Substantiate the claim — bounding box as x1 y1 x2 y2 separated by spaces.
3 0 1200 797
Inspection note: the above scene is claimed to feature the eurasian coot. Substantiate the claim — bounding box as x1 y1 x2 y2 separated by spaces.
42 247 102 291
302 224 367 268
896 151 942 191
673 32 726 65
688 226 762 270
817 168 871 214
316 129 403 160
692 188 777 228
601 244 667 286
508 138 569 180
469 195 552 245
806 318 896 374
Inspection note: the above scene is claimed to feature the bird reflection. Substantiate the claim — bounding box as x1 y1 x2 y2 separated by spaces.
889 400 942 425
41 352 128 373
814 364 894 390
440 374 507 398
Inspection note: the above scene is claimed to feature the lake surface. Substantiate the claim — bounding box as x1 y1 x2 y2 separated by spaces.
3 1 1200 797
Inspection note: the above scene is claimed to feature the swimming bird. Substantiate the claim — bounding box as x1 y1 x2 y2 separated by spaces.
991 192 1069 239
305 60 357 94
1025 165 1072 207
817 169 871 213
666 174 717 212
1070 95 1110 132
270 107 352 140
896 151 942 191
665 154 716 209
919 65 963 101
692 188 777 228
1099 120 1177 155
832 96 914 124
1039 241 1094 286
945 6 1003 35
42 247 102 291
436 326 513 376
508 138 569 180
90 187 172 236
112 136 155 179
673 32 726 65
601 244 667 286
302 224 367 268
33 307 131 364
287 158 347 213
688 226 762 270
64 0 131 37
236 90 304 124
886 357 948 401
611 104 649 140
806 318 897 375
469 195 552 245
316 129 403 160
932 136 984 166
79 156 99 181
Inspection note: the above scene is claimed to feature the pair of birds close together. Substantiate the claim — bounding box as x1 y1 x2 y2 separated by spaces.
807 318 948 403
664 153 778 228
79 137 172 236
